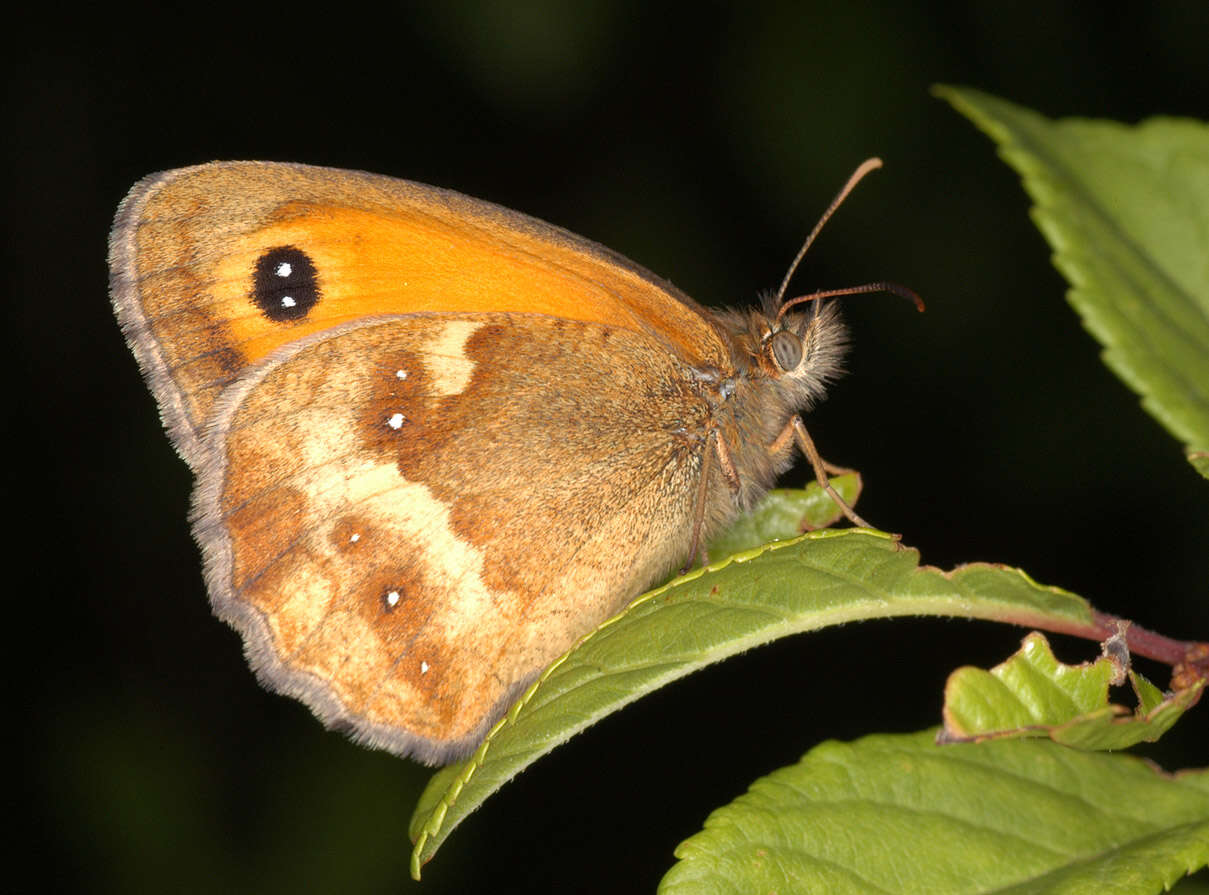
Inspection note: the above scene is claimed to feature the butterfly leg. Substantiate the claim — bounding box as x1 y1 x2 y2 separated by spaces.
821 458 858 478
682 429 743 573
713 430 742 493
773 416 873 529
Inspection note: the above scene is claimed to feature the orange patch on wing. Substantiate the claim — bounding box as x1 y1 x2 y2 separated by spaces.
203 204 676 365
123 163 729 453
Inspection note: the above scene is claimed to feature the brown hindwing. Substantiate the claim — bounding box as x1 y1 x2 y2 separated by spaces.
193 312 710 763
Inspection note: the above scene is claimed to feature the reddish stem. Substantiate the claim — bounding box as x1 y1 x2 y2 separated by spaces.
1088 612 1209 695
1090 612 1197 666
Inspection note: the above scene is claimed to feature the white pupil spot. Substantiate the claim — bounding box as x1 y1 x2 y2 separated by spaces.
275 262 292 277
349 533 360 543
421 661 430 674
396 369 408 380
280 295 296 308
387 412 405 429
386 590 401 607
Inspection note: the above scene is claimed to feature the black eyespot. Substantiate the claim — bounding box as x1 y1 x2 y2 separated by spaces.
253 246 320 321
770 329 803 371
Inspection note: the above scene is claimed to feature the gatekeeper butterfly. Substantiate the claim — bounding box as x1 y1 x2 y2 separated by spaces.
109 158 919 764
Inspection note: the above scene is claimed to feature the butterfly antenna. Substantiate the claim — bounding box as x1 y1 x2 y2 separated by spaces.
773 157 885 308
777 282 925 322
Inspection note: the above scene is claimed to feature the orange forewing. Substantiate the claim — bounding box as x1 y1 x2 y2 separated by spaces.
111 162 727 468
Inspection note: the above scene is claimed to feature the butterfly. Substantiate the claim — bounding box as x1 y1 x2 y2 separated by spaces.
109 158 919 764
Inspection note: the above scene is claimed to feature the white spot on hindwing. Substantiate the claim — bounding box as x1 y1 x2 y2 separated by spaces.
387 412 406 429
385 590 401 608
420 661 430 674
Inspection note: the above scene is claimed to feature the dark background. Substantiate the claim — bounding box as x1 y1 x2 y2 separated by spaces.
10 3 1207 892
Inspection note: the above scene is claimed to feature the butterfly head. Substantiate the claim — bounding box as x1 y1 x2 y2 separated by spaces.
720 295 849 410
719 158 923 411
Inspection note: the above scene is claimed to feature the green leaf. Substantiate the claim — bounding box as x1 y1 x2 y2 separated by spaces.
661 730 1209 895
409 525 1095 876
941 631 1204 750
1190 451 1209 481
936 86 1209 453
706 476 861 558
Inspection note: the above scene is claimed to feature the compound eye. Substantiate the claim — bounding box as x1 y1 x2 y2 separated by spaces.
770 329 803 372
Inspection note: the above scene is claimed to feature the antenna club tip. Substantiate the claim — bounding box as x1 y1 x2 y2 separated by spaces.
887 283 925 313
